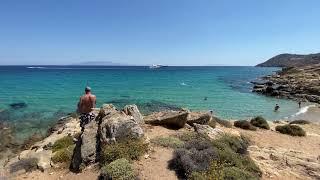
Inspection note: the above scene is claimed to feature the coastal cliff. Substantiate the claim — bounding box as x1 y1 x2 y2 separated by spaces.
252 64 320 103
256 53 320 67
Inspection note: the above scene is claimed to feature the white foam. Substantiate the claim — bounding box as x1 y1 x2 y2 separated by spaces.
292 105 316 117
180 82 187 86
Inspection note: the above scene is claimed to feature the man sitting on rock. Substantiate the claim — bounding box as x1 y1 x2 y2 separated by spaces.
77 86 96 130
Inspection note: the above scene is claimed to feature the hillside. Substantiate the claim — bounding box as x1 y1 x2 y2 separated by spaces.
256 53 320 67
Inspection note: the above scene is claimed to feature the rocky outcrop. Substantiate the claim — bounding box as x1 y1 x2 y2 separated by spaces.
99 111 144 143
123 104 144 124
71 104 144 172
186 112 212 126
252 64 320 103
144 110 188 128
193 123 224 140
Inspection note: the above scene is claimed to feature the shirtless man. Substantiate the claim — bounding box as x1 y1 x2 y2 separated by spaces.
77 86 96 129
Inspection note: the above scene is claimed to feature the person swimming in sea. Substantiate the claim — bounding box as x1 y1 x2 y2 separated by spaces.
77 86 96 130
274 104 280 112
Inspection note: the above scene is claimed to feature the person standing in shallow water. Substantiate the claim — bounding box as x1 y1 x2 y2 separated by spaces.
274 104 280 112
77 86 96 130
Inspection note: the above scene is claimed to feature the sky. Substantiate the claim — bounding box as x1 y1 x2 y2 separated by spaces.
0 0 319 66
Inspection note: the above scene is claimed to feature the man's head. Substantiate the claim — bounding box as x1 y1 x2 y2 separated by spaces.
85 86 91 94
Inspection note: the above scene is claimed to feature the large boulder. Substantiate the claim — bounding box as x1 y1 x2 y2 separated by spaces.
99 112 144 143
80 120 99 164
123 104 144 124
193 123 224 140
144 110 188 128
187 111 212 126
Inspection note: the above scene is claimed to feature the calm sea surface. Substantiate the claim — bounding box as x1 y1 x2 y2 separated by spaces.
0 66 300 141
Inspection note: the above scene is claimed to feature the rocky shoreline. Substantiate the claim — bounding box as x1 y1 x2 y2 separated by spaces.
252 64 320 103
1 103 320 179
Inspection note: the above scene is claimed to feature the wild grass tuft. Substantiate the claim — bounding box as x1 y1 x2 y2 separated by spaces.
52 136 74 153
151 136 184 148
99 158 136 180
100 138 148 165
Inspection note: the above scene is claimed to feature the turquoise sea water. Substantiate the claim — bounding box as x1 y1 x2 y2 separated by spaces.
0 66 300 141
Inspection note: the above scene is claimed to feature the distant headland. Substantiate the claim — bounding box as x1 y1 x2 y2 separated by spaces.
256 53 320 67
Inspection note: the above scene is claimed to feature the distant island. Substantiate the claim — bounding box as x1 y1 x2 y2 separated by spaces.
72 61 129 66
256 53 320 67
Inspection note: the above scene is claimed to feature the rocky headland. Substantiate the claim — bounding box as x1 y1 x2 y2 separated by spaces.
252 64 320 104
0 103 320 180
256 53 320 67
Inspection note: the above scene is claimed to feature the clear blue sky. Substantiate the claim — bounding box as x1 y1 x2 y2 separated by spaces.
0 0 319 65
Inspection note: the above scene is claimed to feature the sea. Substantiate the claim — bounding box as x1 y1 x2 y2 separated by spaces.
0 66 305 142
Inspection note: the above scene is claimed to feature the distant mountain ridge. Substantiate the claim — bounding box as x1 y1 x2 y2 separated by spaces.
256 53 320 67
72 61 127 66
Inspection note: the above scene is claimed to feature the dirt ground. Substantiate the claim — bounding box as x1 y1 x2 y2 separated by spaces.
236 122 320 180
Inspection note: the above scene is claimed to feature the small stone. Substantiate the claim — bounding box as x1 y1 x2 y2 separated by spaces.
144 154 150 159
49 172 54 175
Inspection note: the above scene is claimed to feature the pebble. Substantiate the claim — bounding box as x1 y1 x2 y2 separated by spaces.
144 154 150 159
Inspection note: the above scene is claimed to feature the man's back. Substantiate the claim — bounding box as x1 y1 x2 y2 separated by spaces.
78 94 96 113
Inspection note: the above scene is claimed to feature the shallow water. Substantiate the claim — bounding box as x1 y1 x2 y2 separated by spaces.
0 66 301 141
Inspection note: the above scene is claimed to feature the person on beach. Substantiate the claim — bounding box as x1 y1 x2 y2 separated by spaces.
298 101 302 108
274 104 280 112
77 86 96 130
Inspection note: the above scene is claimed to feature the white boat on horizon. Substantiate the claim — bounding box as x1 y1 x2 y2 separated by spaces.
149 64 168 69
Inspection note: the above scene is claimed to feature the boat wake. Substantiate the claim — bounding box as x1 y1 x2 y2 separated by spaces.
26 66 46 69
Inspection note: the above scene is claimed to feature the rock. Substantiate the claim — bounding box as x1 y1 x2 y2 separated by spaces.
36 150 52 171
99 104 118 118
81 120 99 164
144 110 188 128
193 123 224 140
186 111 212 125
123 104 144 124
99 112 144 143
9 102 27 109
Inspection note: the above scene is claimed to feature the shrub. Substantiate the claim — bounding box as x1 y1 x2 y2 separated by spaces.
207 120 216 128
151 136 184 148
212 135 249 155
170 134 261 179
275 125 306 136
213 117 232 128
169 138 218 177
52 136 74 152
223 166 259 180
100 138 148 165
289 120 310 125
234 120 257 131
99 158 136 180
52 145 75 163
250 116 270 130
175 132 199 142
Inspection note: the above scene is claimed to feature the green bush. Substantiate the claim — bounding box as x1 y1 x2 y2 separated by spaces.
289 120 310 125
213 117 232 128
212 135 249 155
100 138 148 165
52 136 74 152
275 124 306 136
189 161 224 180
223 166 259 180
151 136 184 148
99 158 136 180
52 145 75 163
234 120 257 131
250 116 270 130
